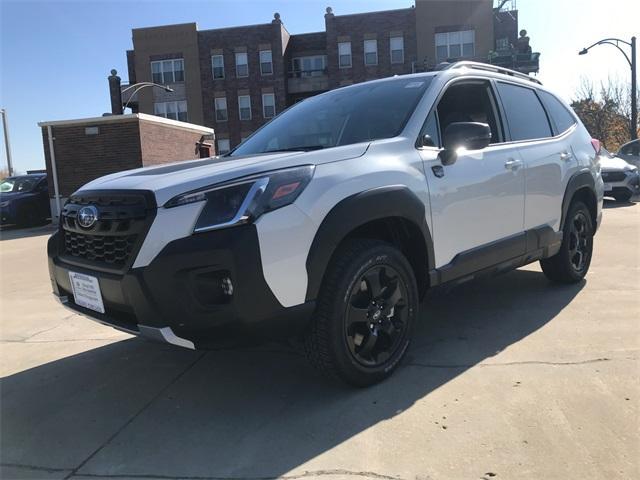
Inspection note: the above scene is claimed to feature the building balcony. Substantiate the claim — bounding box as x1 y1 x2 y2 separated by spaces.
287 69 329 94
488 52 540 74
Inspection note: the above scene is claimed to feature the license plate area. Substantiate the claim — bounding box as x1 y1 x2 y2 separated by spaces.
68 271 105 314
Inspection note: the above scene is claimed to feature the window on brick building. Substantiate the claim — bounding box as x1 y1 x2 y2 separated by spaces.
435 30 475 61
236 52 249 77
390 36 404 63
211 55 225 79
238 95 252 120
260 50 273 75
153 101 188 122
214 97 228 122
217 139 231 154
364 40 378 65
262 93 276 118
151 59 184 84
292 55 327 77
338 42 352 68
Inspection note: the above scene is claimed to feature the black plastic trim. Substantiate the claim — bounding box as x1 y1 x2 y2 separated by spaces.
560 170 597 227
429 225 562 287
305 186 434 301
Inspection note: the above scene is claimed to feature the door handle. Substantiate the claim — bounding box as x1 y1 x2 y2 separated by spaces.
560 151 573 161
504 159 523 170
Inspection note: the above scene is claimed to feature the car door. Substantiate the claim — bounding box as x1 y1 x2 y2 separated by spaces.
417 79 526 275
495 83 577 232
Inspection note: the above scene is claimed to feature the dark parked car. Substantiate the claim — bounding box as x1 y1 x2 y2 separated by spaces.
0 174 51 226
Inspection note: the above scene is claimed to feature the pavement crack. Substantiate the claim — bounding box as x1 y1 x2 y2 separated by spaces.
63 351 208 480
71 469 405 480
406 357 615 369
1 462 72 473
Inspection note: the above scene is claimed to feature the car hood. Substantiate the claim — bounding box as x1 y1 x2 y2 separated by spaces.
600 155 635 172
77 142 370 206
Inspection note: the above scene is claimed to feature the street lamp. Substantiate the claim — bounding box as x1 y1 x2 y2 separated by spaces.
122 82 174 112
579 36 637 140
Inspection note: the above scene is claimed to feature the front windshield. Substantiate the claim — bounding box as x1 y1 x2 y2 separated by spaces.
0 177 39 193
230 76 433 156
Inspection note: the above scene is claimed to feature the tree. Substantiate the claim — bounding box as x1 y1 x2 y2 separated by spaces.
571 76 636 152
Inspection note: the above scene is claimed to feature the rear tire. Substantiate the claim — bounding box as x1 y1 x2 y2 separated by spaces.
304 239 418 387
540 201 593 284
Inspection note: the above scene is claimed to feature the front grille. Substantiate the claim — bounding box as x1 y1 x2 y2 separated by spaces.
59 190 156 272
602 171 627 182
64 231 138 266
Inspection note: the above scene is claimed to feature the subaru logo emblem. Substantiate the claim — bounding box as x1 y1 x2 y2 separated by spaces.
77 205 99 229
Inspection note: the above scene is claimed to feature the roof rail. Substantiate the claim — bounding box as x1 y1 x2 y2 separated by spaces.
444 61 542 85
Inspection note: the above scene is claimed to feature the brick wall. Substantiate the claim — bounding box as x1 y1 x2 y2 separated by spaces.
41 116 213 198
41 120 142 197
139 120 206 166
198 21 289 149
325 8 417 90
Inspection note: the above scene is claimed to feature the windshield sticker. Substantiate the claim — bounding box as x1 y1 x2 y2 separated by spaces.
405 81 424 88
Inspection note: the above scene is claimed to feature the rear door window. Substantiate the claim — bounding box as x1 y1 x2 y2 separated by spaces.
538 90 576 135
496 82 552 141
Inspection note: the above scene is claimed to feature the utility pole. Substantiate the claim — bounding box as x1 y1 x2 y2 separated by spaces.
631 36 637 140
579 36 638 140
0 108 14 176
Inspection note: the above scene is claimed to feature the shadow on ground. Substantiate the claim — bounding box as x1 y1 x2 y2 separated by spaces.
1 269 584 478
0 222 54 241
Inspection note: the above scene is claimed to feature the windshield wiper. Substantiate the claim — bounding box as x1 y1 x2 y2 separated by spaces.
264 145 325 153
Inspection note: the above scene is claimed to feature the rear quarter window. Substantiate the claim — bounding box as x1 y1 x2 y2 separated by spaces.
496 82 552 141
538 90 577 134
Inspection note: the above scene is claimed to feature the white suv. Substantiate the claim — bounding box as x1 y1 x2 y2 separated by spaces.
48 62 603 386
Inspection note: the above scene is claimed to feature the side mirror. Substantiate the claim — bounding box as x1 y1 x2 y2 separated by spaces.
440 122 492 166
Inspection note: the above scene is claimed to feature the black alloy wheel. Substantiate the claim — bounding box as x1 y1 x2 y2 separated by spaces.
567 211 590 273
345 265 409 367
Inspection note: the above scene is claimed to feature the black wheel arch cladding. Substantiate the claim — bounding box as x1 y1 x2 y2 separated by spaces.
305 186 434 302
561 170 598 229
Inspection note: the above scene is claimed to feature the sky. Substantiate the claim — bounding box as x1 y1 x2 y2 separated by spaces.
1 0 638 173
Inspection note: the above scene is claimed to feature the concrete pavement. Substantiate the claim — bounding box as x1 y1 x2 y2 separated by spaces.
1 200 638 480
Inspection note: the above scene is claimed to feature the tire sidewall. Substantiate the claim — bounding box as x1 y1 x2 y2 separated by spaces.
327 244 418 385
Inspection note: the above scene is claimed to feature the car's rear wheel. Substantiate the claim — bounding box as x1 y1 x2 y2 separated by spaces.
540 201 593 284
304 239 418 387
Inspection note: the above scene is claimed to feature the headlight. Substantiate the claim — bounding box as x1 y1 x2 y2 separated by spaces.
165 165 315 233
625 168 638 176
0 201 9 208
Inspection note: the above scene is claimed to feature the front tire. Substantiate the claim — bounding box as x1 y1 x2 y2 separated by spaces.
304 239 418 387
540 201 593 283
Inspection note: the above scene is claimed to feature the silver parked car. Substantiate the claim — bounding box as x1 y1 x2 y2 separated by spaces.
599 147 639 202
616 139 639 168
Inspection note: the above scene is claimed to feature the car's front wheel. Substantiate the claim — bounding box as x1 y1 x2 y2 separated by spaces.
540 200 594 283
304 239 418 387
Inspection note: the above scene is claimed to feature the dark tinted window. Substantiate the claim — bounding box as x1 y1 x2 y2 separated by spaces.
437 81 502 143
230 76 433 156
538 90 576 134
496 82 552 141
619 140 639 155
420 111 440 147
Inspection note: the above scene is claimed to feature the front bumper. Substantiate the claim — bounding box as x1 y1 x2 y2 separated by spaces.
48 224 314 349
602 171 640 196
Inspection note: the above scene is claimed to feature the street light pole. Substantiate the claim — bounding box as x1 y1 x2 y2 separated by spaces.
632 36 637 140
0 108 14 176
121 82 174 112
579 36 638 140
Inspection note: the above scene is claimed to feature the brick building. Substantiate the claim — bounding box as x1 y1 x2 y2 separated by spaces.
118 0 538 154
39 114 214 220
